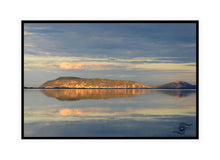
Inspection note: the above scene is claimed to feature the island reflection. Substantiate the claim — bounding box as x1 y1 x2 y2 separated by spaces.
24 89 196 137
42 89 196 101
42 89 150 101
156 89 196 98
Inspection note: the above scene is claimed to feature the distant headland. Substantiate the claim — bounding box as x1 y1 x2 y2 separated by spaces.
24 77 196 89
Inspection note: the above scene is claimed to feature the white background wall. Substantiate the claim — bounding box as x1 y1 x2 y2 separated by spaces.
0 0 219 160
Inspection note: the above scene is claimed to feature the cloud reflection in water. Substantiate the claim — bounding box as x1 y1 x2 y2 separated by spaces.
24 89 196 137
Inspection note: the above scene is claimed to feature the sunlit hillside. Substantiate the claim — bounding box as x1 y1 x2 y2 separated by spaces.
40 77 151 89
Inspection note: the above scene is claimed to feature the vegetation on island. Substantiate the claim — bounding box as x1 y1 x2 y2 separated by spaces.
39 77 151 89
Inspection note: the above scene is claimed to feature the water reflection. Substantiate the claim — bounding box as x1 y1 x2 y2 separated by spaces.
24 116 196 137
42 89 196 101
24 100 196 123
58 108 110 116
24 89 197 137
42 89 150 100
157 90 196 98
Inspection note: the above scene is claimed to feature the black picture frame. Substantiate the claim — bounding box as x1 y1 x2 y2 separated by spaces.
22 20 199 139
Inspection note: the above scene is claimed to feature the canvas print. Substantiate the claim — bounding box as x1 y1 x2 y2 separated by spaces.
22 21 198 138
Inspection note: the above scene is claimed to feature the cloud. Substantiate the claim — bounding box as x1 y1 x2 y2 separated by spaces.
23 23 196 60
24 31 33 35
59 108 82 116
59 62 85 69
57 62 139 71
24 54 196 73
58 62 114 70
178 43 196 48
24 44 34 47
57 61 195 72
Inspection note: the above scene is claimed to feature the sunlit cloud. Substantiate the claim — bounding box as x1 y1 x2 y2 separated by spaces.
59 108 83 116
59 62 86 70
24 31 34 35
129 63 196 72
24 54 196 73
58 62 117 71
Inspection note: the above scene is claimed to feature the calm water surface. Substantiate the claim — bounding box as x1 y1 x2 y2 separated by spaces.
24 89 197 137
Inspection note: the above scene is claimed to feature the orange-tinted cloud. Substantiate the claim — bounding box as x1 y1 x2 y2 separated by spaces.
59 108 83 116
59 62 85 69
24 31 33 35
58 62 113 70
25 54 196 72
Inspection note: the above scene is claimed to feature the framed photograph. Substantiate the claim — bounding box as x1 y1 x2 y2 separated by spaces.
22 20 198 139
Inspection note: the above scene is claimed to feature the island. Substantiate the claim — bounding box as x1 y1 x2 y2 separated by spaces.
39 77 152 89
24 77 197 89
154 81 196 89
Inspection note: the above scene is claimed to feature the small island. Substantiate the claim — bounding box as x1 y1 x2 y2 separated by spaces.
154 81 196 89
39 77 152 89
24 77 196 89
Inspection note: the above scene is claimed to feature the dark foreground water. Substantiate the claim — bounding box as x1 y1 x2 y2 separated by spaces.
24 89 197 138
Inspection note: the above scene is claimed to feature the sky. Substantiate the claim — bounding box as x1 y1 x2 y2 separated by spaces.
24 22 197 87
